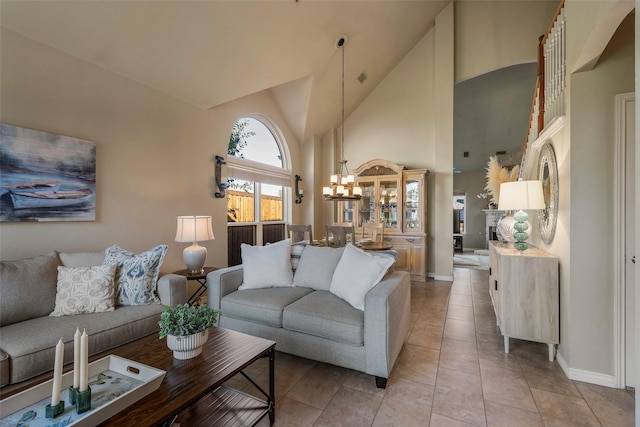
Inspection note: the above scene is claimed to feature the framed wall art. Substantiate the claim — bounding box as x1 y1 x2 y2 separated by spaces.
537 141 558 244
0 124 96 222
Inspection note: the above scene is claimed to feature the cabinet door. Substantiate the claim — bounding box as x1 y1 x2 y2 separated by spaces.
409 241 426 281
358 180 376 227
393 244 410 271
378 179 400 232
403 172 425 232
489 244 502 324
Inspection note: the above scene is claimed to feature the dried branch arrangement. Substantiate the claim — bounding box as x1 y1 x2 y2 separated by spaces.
485 156 520 206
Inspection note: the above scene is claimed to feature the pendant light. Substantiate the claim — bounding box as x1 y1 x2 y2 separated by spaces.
323 35 362 201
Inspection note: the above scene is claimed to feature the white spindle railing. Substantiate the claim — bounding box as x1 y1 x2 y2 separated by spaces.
543 6 566 127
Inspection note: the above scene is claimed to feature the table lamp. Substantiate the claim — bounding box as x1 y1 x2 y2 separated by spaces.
498 180 545 251
175 216 215 273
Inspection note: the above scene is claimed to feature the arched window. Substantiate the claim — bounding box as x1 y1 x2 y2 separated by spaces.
226 116 291 265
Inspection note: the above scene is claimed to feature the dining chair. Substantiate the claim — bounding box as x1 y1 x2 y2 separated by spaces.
362 222 384 243
325 225 355 248
287 224 313 244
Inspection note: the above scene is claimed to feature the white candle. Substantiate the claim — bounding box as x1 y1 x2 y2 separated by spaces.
73 327 80 388
51 338 64 406
79 329 89 391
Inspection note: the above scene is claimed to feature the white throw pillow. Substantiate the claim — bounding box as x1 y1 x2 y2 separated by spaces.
239 239 294 290
294 245 344 291
50 264 117 316
103 245 167 305
329 244 395 311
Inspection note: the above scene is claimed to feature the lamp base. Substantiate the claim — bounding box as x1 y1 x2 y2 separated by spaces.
512 210 530 252
183 243 207 274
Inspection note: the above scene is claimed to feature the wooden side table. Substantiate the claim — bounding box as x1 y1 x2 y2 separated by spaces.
172 266 219 306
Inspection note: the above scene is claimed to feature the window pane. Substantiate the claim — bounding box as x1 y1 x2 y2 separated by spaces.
260 183 283 222
227 179 255 223
228 117 283 168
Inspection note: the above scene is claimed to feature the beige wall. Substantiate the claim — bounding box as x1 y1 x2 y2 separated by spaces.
453 171 489 249
0 28 301 272
567 8 635 376
327 3 454 278
455 0 558 82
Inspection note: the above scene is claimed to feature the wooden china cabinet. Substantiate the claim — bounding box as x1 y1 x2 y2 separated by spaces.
349 159 430 282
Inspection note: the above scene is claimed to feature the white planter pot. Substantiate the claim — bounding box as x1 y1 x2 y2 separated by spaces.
166 329 209 360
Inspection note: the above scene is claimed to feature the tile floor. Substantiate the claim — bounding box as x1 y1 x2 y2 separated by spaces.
222 267 636 426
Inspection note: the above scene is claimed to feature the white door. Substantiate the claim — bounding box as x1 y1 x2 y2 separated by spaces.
624 97 636 388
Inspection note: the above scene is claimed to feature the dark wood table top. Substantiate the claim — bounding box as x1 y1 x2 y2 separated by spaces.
95 328 275 426
172 266 219 280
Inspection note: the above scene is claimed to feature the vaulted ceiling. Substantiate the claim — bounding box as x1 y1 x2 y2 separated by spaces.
1 0 449 144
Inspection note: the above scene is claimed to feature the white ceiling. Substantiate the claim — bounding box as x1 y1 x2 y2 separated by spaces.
1 0 449 144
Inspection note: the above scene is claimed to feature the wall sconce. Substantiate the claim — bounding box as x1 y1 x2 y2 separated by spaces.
295 174 303 204
214 155 227 198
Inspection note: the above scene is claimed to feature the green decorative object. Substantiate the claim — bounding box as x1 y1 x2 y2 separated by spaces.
45 401 65 419
513 210 530 251
158 304 219 339
68 386 78 405
76 387 91 414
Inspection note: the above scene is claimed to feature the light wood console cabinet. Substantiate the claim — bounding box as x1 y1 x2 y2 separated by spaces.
488 241 559 361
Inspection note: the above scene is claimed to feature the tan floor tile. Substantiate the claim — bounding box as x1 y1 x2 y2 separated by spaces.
341 369 387 398
478 355 522 375
449 293 473 307
520 363 581 398
430 412 478 426
271 396 323 426
484 400 543 427
574 381 636 427
314 385 383 427
443 318 476 342
433 367 486 426
439 338 480 375
446 303 475 322
372 378 434 427
480 365 537 412
285 363 346 409
407 321 444 350
392 343 440 386
531 388 601 427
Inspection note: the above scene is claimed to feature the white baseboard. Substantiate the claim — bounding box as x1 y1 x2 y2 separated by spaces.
556 351 619 388
428 272 454 282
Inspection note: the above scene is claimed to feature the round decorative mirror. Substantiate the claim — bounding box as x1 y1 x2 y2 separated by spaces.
537 142 558 244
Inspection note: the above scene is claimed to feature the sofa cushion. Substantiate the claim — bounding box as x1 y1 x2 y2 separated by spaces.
0 252 60 326
239 239 294 290
0 304 164 384
221 287 312 327
283 291 364 346
0 350 8 387
50 264 117 316
103 245 166 306
59 250 105 267
294 245 344 291
330 244 394 310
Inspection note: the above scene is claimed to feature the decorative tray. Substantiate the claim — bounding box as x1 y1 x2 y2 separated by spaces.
0 355 165 427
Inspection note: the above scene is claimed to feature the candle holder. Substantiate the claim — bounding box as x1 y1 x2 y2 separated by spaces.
68 386 78 405
45 401 65 419
75 387 91 414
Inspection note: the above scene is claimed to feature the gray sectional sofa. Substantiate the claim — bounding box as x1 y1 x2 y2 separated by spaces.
0 249 187 389
206 242 411 388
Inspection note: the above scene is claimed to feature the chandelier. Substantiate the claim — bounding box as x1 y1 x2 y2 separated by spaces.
323 35 362 201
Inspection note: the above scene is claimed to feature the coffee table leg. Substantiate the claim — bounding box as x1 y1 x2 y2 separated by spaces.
269 348 275 425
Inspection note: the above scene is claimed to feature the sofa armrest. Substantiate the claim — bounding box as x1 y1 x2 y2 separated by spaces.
206 265 244 310
363 270 411 379
157 274 188 306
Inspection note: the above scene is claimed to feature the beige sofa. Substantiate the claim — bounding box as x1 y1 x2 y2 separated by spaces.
0 249 187 389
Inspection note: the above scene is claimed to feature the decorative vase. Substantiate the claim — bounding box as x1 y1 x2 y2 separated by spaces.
496 214 517 243
166 329 209 359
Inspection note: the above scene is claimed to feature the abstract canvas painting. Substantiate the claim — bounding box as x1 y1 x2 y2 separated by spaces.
0 124 96 222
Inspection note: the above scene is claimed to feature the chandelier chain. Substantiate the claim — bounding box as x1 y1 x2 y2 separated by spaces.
341 40 345 163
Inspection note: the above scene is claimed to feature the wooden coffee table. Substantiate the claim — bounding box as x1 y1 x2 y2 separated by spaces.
95 327 276 426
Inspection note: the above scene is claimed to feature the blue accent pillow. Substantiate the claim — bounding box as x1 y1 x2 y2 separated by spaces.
103 245 167 305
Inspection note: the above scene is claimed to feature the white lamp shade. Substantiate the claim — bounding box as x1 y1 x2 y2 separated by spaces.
498 180 545 211
175 216 215 243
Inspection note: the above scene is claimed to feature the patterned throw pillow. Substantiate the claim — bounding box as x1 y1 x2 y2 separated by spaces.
103 245 167 306
50 264 117 317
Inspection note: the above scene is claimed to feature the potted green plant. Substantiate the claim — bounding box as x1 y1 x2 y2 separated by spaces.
159 303 220 359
